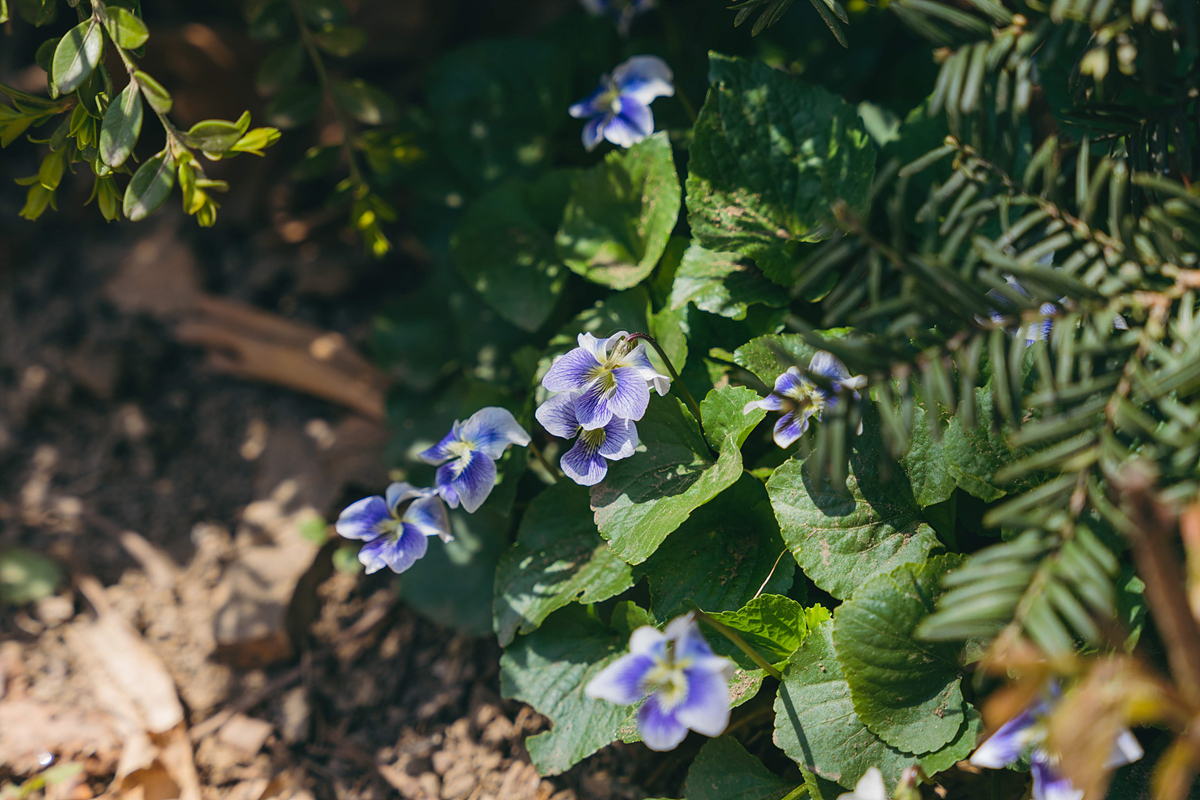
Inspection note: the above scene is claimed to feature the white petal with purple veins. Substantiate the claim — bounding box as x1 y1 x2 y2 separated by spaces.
638 694 689 751
461 406 530 460
582 115 607 151
418 426 461 465
1031 750 1083 800
773 367 806 396
612 56 674 105
773 409 810 448
616 96 654 138
584 332 615 362
969 708 1039 768
744 395 784 414
598 417 637 459
628 625 668 656
544 347 602 392
603 111 649 148
675 663 731 737
535 392 582 439
403 494 452 543
809 351 851 381
573 381 616 431
561 436 610 486
584 652 655 705
441 450 498 513
386 481 427 512
336 495 390 541
603 366 651 423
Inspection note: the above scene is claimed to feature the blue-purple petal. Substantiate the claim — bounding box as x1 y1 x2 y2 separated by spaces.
543 347 602 393
665 614 716 662
403 494 452 543
335 495 389 541
612 55 674 105
970 707 1039 768
439 450 498 514
638 694 689 751
604 366 651 423
1030 749 1083 800
773 367 806 397
561 435 610 486
573 381 616 431
808 351 851 381
460 407 530 460
773 409 810 448
536 391 583 439
675 662 731 737
582 115 607 151
385 482 427 513
584 652 654 705
357 525 429 575
598 417 637 459
569 83 610 119
419 427 460 465
603 108 650 148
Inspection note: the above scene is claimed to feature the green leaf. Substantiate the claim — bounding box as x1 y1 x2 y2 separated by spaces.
0 547 62 605
99 81 142 168
265 84 321 129
555 132 681 289
683 736 800 800
734 332 823 387
134 70 172 114
312 23 365 57
591 386 765 565
834 555 968 754
500 605 631 775
939 384 1019 502
256 42 305 96
182 115 250 157
686 53 875 284
16 0 56 26
426 39 568 187
452 172 573 333
331 78 397 125
707 594 815 670
646 473 794 621
102 6 148 48
298 0 347 25
774 621 978 790
122 149 175 221
669 243 785 320
900 400 957 508
52 17 104 94
493 482 634 647
766 429 941 600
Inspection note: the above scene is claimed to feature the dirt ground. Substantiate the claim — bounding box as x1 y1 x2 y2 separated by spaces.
0 3 648 798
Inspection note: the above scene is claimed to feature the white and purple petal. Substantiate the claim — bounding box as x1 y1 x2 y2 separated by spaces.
335 495 390 541
665 614 715 662
357 526 429 575
603 109 650 149
638 694 689 751
543 346 603 393
597 417 637 460
838 768 888 800
969 707 1040 769
675 663 731 738
773 408 811 448
419 425 462 465
402 493 453 543
460 406 531 460
385 481 428 513
1106 729 1144 768
773 367 807 397
617 343 670 395
744 395 784 414
582 115 607 152
584 332 615 362
612 55 674 105
604 366 652 422
569 82 611 119
561 435 610 486
573 382 616 431
585 651 656 705
535 391 582 439
809 351 851 381
628 625 668 657
1030 749 1083 800
437 450 498 514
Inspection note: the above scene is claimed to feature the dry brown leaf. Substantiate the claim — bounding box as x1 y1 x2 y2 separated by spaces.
0 698 121 775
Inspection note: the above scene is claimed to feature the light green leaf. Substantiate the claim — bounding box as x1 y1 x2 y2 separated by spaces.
646 474 794 621
901 400 957 508
452 171 573 332
122 149 175 221
133 70 172 114
331 79 397 125
102 7 148 49
556 132 681 289
707 594 815 669
940 383 1019 502
0 547 62 605
100 81 142 168
683 736 800 800
182 115 249 157
500 605 631 775
767 433 941 600
591 387 765 565
52 17 103 94
493 482 634 646
774 621 976 790
834 554 967 754
686 53 875 284
669 243 785 320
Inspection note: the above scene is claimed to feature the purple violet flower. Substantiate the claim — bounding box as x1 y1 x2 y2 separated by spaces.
419 407 531 513
585 613 734 752
569 56 674 152
579 0 656 35
335 482 451 575
541 331 670 431
742 351 864 448
535 391 637 486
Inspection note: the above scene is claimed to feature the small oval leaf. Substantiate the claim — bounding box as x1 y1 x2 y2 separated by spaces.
123 149 176 221
133 70 172 114
52 17 104 94
256 41 305 96
331 79 397 125
103 7 148 48
265 84 321 129
100 81 143 167
312 24 365 57
181 118 245 156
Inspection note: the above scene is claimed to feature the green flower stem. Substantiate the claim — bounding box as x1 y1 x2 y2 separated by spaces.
694 609 783 681
527 440 560 483
626 333 704 427
779 785 810 800
285 0 366 190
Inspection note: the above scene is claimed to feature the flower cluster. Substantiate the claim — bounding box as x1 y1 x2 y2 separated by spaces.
585 613 735 751
570 56 674 152
536 331 669 486
335 407 529 574
743 351 865 448
970 686 1143 800
579 0 655 36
